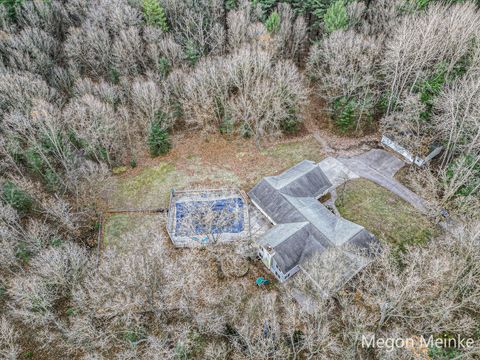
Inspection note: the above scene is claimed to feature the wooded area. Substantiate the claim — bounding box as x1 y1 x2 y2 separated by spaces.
0 0 479 359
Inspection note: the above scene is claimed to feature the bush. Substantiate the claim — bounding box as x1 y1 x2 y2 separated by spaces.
281 119 300 134
1 181 33 215
25 148 45 175
43 169 61 193
333 97 355 131
289 0 335 27
158 57 171 77
148 118 171 157
184 40 201 65
332 96 357 133
252 0 278 17
143 0 169 32
324 0 349 33
219 115 234 135
0 0 23 20
265 11 280 33
280 108 301 134
225 0 238 10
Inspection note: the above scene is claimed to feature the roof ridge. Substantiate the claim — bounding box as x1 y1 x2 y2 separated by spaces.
266 160 317 188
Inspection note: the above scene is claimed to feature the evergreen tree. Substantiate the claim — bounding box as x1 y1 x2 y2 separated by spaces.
143 0 169 32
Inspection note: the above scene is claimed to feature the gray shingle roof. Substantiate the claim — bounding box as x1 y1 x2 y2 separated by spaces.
266 160 332 197
257 222 309 248
249 180 306 224
299 247 372 298
283 195 365 246
248 160 332 224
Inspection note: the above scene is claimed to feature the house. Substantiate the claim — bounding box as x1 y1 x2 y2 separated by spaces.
249 160 377 285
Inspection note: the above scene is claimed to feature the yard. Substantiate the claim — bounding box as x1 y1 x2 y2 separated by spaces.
335 178 437 247
102 133 436 273
105 133 326 210
97 136 440 357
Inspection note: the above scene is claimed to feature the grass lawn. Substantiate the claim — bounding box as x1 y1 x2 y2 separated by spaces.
335 178 437 247
102 213 166 253
107 134 325 209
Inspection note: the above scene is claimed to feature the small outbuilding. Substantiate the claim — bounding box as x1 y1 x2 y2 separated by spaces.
381 134 442 167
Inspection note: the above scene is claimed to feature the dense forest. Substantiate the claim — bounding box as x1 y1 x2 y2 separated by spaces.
0 0 479 359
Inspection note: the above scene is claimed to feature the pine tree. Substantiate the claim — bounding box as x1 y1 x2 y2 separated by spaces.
143 0 169 32
323 0 349 33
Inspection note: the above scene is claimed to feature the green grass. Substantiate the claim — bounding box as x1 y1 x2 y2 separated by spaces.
103 214 132 245
103 213 165 252
112 162 177 208
261 138 324 167
336 179 436 247
118 162 175 198
111 160 240 209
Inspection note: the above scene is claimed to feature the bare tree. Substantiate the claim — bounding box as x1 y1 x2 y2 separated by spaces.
64 23 112 78
181 45 307 145
308 29 382 131
63 94 123 163
382 2 480 115
0 316 19 360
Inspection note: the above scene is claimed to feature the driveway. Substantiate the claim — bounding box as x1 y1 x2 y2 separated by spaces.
337 150 429 214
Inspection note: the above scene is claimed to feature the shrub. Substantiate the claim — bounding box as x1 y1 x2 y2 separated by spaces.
25 148 45 175
225 0 238 10
332 96 356 132
184 40 201 65
1 181 33 215
158 57 171 77
265 10 280 33
124 327 147 345
219 115 234 135
0 0 23 20
280 113 301 134
148 117 171 157
252 0 278 17
411 62 457 122
143 0 169 32
333 97 355 131
324 0 349 33
288 0 335 27
43 169 61 193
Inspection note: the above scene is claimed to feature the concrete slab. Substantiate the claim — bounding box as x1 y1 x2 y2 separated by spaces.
353 149 405 178
318 157 359 188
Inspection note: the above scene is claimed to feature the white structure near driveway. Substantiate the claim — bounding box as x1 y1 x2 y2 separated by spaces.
381 135 443 167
